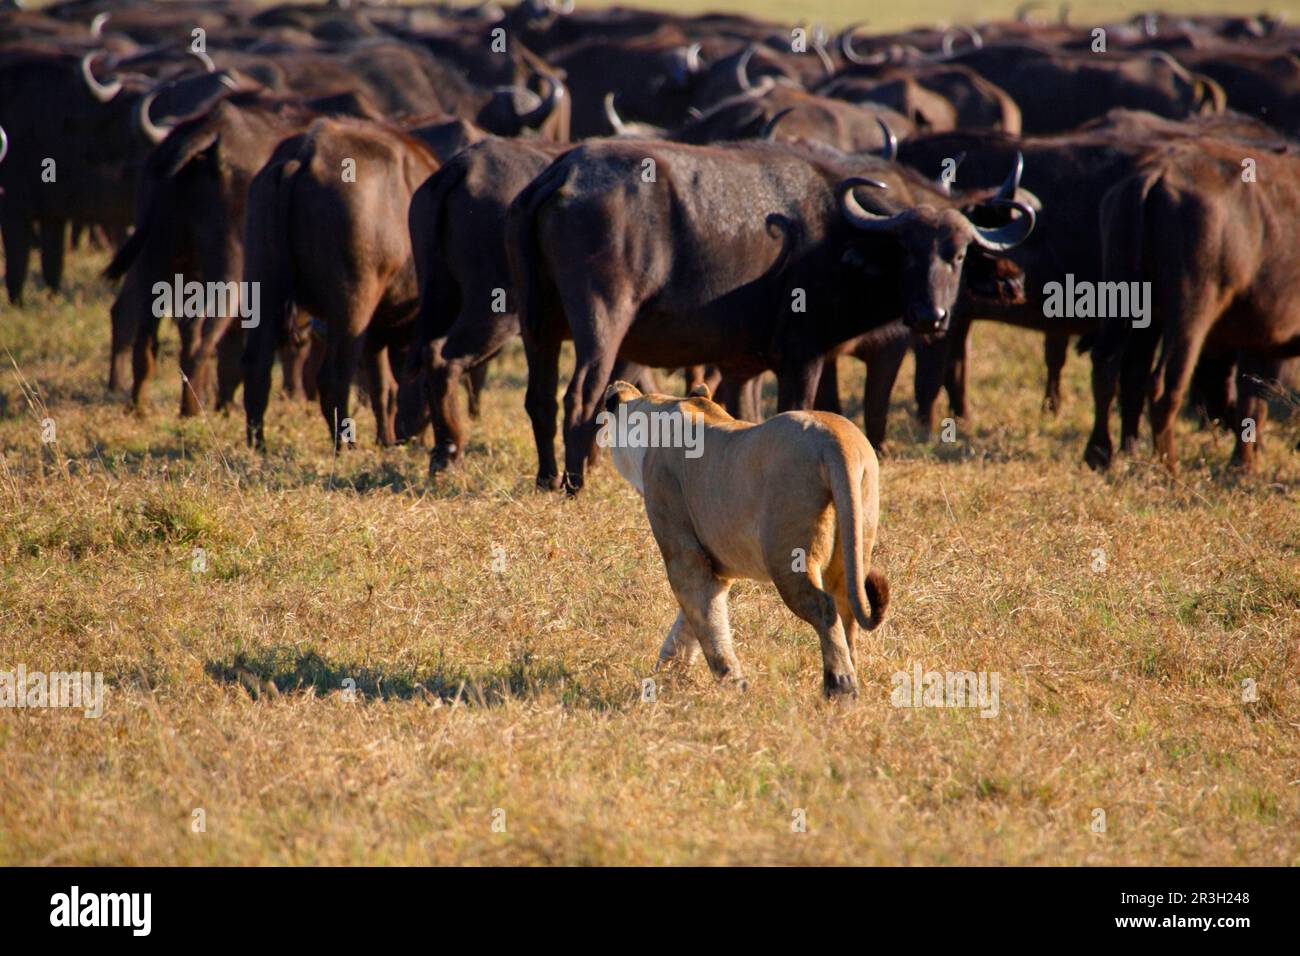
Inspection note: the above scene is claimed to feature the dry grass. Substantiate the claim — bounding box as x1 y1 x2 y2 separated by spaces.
1 242 1296 866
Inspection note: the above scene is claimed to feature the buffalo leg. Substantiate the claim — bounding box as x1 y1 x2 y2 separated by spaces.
861 334 908 454
108 285 139 393
130 311 164 411
465 360 488 419
1042 330 1069 415
1118 327 1159 454
776 354 824 413
1150 322 1213 473
1232 355 1278 470
37 217 66 295
240 317 277 450
523 327 564 490
214 326 243 413
426 337 465 470
177 319 205 416
1 211 31 306
563 339 623 493
945 319 973 420
814 356 842 414
713 373 754 421
318 332 365 450
913 338 947 436
362 343 398 447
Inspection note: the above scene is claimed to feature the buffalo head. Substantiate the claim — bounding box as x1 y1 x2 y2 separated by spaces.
837 155 1035 334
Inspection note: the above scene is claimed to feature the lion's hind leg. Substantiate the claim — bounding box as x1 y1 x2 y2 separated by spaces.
656 610 702 670
664 548 745 691
770 564 858 700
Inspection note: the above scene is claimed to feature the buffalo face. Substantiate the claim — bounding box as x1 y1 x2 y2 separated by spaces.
837 177 1036 335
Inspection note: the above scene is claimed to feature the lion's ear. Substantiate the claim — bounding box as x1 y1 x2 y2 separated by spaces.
688 383 712 399
604 380 640 414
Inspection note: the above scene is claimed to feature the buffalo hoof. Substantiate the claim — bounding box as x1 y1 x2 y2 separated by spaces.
535 473 562 492
1083 441 1112 472
429 446 458 476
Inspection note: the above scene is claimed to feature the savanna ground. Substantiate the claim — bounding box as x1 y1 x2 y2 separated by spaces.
1 0 1299 866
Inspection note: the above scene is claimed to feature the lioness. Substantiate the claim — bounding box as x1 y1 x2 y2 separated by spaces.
602 381 889 698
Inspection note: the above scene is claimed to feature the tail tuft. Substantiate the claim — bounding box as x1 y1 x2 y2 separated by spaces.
863 569 890 630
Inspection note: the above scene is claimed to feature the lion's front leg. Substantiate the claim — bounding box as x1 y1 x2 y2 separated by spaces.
656 609 702 670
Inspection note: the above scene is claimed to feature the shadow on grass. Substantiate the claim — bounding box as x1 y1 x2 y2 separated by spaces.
204 646 617 709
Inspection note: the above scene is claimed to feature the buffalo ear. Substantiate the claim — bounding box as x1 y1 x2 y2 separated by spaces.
689 383 712 399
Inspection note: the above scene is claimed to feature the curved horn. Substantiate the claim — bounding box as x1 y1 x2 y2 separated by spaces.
970 199 1036 251
1193 72 1227 113
685 42 703 74
135 90 174 143
135 90 173 144
189 49 216 73
217 71 241 91
841 26 888 67
517 72 564 129
603 92 627 135
1145 49 1192 81
0 125 8 166
736 44 756 91
838 176 911 232
994 151 1024 202
90 12 110 38
81 52 122 102
876 117 897 161
760 106 796 140
964 25 984 48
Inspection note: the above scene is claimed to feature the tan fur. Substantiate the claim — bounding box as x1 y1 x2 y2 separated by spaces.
604 381 890 698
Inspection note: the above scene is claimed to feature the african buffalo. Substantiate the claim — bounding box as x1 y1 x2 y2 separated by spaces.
241 116 440 450
506 139 1033 491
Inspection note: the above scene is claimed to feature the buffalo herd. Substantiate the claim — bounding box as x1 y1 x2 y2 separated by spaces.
2 1 1298 489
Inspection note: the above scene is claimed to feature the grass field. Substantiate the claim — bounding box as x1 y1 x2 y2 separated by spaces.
2 0 1299 866
2 237 1297 865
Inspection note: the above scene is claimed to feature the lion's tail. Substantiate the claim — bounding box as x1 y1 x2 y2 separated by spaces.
824 441 890 631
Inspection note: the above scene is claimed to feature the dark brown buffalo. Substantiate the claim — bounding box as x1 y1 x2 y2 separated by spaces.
950 44 1225 133
397 136 569 471
241 116 440 450
0 51 165 302
1087 139 1300 472
820 62 1023 134
506 139 1033 491
104 91 377 413
894 109 1288 440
